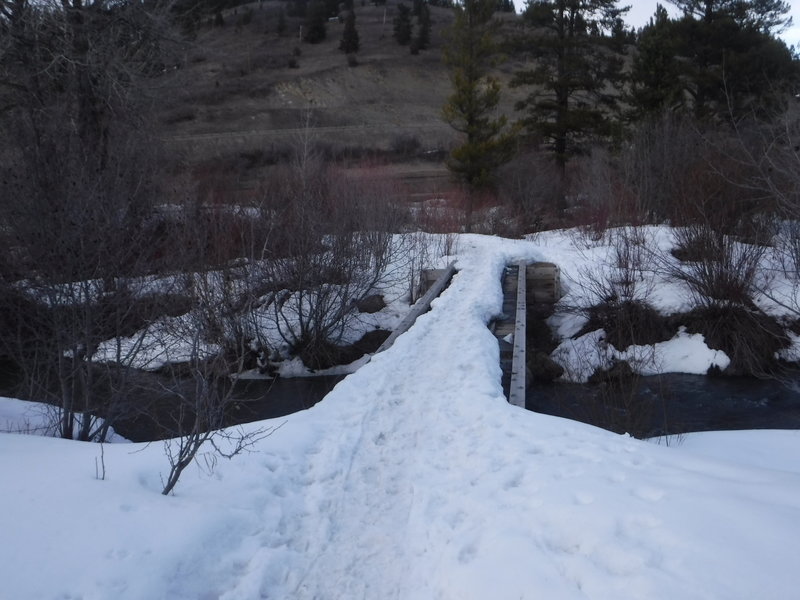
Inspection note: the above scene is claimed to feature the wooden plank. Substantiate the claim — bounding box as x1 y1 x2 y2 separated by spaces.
508 261 527 408
377 262 457 354
527 262 562 303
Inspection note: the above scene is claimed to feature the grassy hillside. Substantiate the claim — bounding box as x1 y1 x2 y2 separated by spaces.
158 1 525 199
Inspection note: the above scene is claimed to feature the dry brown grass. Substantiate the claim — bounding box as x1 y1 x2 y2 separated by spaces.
157 0 528 207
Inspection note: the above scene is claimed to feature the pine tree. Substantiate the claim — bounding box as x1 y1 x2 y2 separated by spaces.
304 0 327 43
442 0 517 230
277 8 287 35
667 0 792 33
630 1 798 121
627 5 687 119
497 0 515 12
340 10 360 53
393 3 413 45
510 0 628 171
415 2 431 50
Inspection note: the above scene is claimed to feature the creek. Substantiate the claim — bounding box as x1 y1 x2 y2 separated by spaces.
526 373 800 438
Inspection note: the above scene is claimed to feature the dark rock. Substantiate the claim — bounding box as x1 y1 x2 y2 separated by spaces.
528 351 564 383
297 329 391 370
355 294 386 314
588 359 635 384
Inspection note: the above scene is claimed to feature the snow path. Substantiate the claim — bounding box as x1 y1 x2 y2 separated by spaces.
2 233 800 599
216 237 800 599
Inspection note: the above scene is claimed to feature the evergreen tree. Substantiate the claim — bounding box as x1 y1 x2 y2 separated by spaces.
510 0 629 171
497 0 515 12
393 3 413 45
630 1 798 121
277 8 287 35
340 10 360 53
667 0 792 33
304 0 327 43
416 2 431 50
442 0 517 230
288 0 308 18
627 5 687 118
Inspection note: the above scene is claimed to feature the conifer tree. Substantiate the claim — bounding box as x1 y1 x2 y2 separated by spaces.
416 2 431 50
627 5 687 118
340 10 360 53
630 1 797 121
667 0 792 33
393 3 413 45
277 8 287 35
510 0 629 171
304 0 327 43
442 0 517 230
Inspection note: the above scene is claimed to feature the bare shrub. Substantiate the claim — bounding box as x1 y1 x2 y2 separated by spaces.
497 149 563 232
569 149 645 236
562 227 665 385
390 133 421 158
574 227 658 307
0 118 170 441
668 225 766 308
256 134 411 369
618 115 705 223
678 305 789 377
157 327 279 496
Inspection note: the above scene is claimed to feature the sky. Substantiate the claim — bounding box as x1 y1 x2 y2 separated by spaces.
625 1 800 48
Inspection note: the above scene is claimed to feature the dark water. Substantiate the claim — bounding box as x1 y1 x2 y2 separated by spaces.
229 375 344 421
111 374 344 442
116 372 800 441
526 373 800 438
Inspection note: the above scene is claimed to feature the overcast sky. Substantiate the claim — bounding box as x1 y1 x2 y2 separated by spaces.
624 1 800 48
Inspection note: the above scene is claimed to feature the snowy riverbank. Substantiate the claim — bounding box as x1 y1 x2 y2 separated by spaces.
2 232 799 599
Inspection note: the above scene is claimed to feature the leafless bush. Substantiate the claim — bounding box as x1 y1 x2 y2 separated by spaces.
0 0 185 440
497 149 563 233
574 227 658 308
390 133 422 158
562 227 665 387
669 224 766 308
255 131 412 369
0 115 171 441
618 115 705 224
157 329 279 496
569 150 641 236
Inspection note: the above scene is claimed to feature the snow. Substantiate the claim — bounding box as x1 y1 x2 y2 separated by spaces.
0 397 129 442
553 328 731 382
2 231 800 599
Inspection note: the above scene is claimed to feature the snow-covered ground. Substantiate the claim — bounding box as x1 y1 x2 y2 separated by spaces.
2 232 799 599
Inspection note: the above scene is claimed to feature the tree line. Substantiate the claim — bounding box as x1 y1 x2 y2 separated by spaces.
444 0 798 200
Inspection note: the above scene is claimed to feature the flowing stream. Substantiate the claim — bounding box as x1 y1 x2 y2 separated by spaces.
526 373 800 438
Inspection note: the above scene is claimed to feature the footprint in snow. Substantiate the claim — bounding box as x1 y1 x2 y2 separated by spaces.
503 472 524 490
608 471 627 484
458 543 477 564
633 487 665 502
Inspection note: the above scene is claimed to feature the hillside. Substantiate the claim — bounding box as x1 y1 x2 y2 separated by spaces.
158 1 525 198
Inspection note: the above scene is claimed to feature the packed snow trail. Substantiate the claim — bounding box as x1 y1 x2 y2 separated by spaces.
1 233 800 599
213 236 800 599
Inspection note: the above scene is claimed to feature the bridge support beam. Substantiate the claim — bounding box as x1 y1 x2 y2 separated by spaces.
508 261 527 408
377 262 457 354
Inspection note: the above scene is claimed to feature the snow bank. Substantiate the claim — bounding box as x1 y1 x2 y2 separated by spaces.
0 397 128 442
